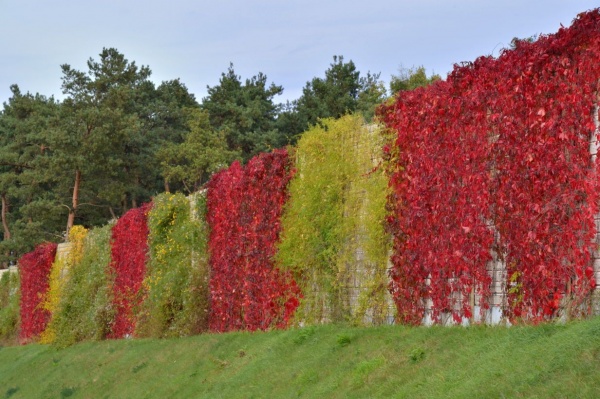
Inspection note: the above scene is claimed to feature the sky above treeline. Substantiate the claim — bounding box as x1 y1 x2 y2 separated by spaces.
1 1 597 105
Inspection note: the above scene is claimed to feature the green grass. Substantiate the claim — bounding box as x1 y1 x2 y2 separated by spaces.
1 318 600 398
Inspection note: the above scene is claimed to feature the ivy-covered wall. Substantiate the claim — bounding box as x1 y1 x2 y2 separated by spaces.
206 150 300 332
136 192 210 338
109 204 151 338
19 242 56 343
276 115 391 325
0 269 19 345
380 9 600 324
51 224 114 347
4 11 600 344
40 226 88 344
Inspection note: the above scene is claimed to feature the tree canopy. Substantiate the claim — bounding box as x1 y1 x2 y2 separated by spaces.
201 64 284 162
157 108 238 194
0 47 431 262
389 65 441 95
277 56 386 140
0 48 207 261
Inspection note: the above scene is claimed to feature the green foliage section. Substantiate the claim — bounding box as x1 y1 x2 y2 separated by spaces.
2 319 600 398
0 271 20 345
51 224 115 348
136 193 209 338
157 108 239 194
277 115 391 325
389 65 441 95
201 64 285 162
0 86 63 264
277 56 387 140
40 226 88 344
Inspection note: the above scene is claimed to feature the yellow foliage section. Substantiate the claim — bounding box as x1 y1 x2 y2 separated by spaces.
136 192 209 338
277 115 393 325
39 226 88 344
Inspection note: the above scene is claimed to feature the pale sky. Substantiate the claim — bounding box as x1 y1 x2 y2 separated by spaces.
1 1 597 105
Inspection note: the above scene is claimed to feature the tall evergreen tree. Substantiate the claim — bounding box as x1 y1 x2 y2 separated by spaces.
157 108 238 194
54 48 155 232
144 79 201 193
0 49 209 260
201 64 284 162
0 85 62 264
277 55 385 141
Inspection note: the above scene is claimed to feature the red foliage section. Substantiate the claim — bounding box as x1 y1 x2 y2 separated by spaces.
380 9 600 324
206 161 245 331
207 149 300 332
109 203 151 338
382 77 494 325
18 243 57 342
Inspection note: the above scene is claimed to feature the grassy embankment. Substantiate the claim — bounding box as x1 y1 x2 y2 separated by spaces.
1 317 600 398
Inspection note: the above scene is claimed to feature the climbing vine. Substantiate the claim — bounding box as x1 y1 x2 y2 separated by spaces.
206 149 299 332
380 9 600 324
136 193 209 338
52 224 115 347
277 115 392 325
109 204 151 338
0 271 20 345
18 242 57 342
40 226 88 343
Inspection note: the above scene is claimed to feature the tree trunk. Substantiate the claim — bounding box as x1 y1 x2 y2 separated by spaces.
132 173 141 208
121 194 128 215
66 169 82 238
1 194 11 242
1 194 10 269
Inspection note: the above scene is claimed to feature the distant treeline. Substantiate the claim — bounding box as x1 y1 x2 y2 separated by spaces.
0 49 438 264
